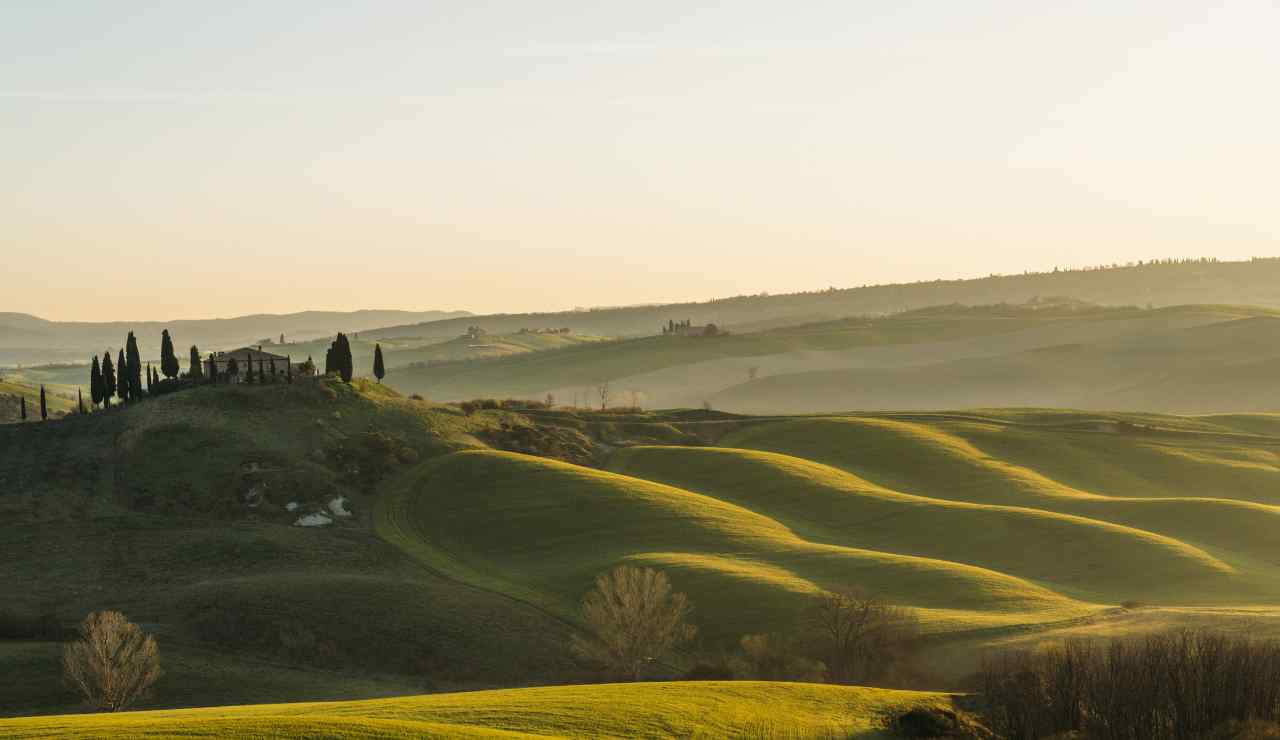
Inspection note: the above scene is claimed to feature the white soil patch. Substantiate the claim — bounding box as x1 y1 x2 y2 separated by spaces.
327 496 352 517
294 512 333 527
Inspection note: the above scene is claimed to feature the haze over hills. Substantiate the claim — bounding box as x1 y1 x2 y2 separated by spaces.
0 309 470 366
365 258 1280 344
381 302 1280 414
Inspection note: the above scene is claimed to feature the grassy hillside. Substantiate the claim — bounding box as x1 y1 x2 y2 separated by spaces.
0 379 586 714
0 378 78 422
0 682 956 739
5 379 1280 716
381 450 1089 640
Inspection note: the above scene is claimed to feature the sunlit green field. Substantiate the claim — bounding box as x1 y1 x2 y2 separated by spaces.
0 682 953 739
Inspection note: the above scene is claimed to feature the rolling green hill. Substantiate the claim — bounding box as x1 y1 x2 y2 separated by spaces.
0 682 957 739
0 378 77 422
5 379 1280 717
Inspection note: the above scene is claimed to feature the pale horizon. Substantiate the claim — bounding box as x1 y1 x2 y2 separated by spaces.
7 1 1279 322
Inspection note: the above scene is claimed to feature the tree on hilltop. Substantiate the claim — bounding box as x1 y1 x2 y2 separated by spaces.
188 346 202 380
159 330 179 380
90 355 104 408
125 333 143 400
116 349 128 402
373 343 385 383
326 333 354 382
101 352 115 409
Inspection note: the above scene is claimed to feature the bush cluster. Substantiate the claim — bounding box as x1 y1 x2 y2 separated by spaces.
977 629 1280 740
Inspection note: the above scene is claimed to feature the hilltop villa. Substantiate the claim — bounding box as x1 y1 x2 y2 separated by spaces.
206 346 312 382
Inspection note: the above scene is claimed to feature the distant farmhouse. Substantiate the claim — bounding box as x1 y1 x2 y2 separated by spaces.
206 346 313 383
662 319 721 337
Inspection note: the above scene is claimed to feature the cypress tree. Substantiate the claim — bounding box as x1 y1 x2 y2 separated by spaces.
39 385 47 420
189 346 202 380
333 333 353 383
102 352 115 409
125 332 143 400
90 356 104 408
287 355 293 383
160 329 180 379
146 363 153 393
20 396 26 420
117 349 128 402
373 344 386 383
78 387 85 414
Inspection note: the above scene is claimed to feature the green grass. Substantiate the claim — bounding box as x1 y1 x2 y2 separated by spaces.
380 449 1091 640
7 377 1280 718
607 445 1250 605
0 378 78 421
0 681 956 739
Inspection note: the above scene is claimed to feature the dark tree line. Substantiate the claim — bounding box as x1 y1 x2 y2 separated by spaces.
86 330 207 411
978 629 1280 740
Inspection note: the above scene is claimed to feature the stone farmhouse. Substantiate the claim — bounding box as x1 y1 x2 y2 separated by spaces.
206 346 313 382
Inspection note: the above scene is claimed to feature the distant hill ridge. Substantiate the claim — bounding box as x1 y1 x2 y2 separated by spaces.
0 309 471 364
365 257 1280 341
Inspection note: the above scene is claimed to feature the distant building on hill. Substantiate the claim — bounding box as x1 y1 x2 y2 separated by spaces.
206 346 312 382
664 321 720 337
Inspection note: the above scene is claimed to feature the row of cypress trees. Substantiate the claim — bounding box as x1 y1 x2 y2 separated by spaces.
87 330 202 410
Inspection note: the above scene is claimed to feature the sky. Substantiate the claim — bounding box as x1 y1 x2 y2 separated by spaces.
4 1 1279 321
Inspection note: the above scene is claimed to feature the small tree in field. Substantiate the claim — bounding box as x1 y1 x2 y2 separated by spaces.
805 588 919 685
63 611 161 712
570 565 696 680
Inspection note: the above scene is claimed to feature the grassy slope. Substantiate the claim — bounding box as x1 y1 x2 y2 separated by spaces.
0 378 78 421
0 379 580 714
606 446 1248 604
0 682 955 739
717 416 1280 603
381 450 1090 640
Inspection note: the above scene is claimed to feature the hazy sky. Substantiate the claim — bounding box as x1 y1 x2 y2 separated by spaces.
5 1 1278 321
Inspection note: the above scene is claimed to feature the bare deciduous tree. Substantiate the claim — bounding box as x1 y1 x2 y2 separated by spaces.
806 588 919 685
63 611 162 712
570 565 697 680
